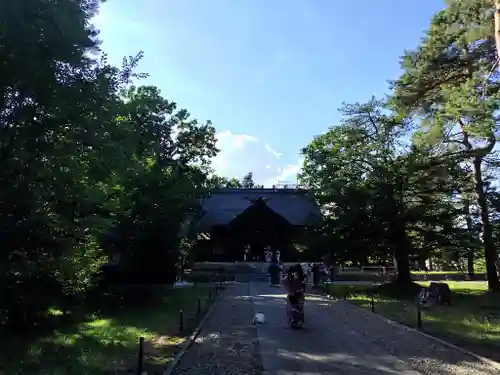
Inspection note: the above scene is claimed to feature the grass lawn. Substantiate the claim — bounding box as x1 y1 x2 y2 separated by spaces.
325 281 500 362
184 269 233 283
341 270 464 275
335 270 479 282
0 285 219 375
410 270 462 275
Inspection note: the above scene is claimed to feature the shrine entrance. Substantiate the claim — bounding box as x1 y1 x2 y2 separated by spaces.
222 197 292 261
193 188 321 262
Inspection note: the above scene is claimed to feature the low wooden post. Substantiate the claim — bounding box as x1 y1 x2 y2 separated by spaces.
417 307 422 330
371 294 375 313
137 337 144 375
179 310 184 333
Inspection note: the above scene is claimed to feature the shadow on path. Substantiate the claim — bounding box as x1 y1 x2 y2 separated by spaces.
172 282 499 375
252 283 498 375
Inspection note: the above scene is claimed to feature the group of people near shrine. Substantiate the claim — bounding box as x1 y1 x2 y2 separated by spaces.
267 259 331 288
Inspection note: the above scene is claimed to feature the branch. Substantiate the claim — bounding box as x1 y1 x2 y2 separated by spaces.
456 118 472 151
367 113 379 135
455 118 495 159
443 139 466 146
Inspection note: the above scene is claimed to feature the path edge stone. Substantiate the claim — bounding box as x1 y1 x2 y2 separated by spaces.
162 287 226 375
321 292 500 371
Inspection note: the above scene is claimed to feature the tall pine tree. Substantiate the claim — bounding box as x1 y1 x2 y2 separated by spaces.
391 0 500 290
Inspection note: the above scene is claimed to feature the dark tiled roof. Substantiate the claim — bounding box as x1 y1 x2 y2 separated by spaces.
197 188 322 230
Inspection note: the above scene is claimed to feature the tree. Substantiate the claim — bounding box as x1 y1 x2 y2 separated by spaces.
0 0 220 331
391 0 500 290
241 172 255 188
300 99 415 284
104 85 218 284
227 177 244 188
206 175 243 188
0 0 116 328
300 98 469 286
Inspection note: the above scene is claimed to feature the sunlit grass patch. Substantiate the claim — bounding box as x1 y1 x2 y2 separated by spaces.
0 285 215 375
411 270 462 275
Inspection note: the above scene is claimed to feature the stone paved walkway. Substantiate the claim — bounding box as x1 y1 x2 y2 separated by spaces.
172 282 500 375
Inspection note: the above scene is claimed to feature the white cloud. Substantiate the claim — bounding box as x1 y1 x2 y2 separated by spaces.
263 157 304 187
278 162 303 181
211 130 301 186
265 143 282 159
211 130 258 171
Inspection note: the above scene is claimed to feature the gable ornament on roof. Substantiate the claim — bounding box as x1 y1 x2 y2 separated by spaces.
244 196 270 204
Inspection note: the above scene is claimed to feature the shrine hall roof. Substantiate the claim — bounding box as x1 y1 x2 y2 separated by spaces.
197 188 322 230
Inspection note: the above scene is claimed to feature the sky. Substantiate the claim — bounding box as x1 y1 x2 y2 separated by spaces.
93 0 446 186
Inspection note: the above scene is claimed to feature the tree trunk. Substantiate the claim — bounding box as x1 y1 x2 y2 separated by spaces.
393 244 412 285
472 156 500 290
495 1 500 62
463 202 475 278
417 258 426 270
392 201 412 285
467 251 475 279
390 175 412 286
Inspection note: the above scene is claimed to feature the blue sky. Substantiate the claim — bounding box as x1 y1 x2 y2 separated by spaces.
94 0 446 186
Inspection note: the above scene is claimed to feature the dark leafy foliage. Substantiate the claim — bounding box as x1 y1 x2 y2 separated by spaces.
0 0 218 332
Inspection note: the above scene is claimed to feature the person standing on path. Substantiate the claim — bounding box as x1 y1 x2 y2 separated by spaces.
328 264 336 282
268 255 281 286
282 264 306 325
312 263 321 287
300 262 311 290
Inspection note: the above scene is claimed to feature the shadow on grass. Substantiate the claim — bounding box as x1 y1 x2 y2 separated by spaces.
325 281 500 363
0 285 219 375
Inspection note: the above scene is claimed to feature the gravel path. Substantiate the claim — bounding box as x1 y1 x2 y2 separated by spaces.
171 282 499 375
171 282 263 375
320 294 500 375
252 283 499 375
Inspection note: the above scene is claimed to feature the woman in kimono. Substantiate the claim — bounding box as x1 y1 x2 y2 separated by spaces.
283 264 306 327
